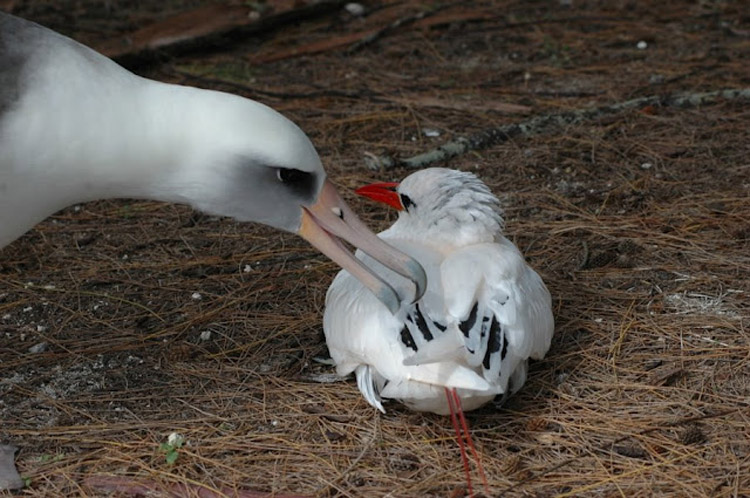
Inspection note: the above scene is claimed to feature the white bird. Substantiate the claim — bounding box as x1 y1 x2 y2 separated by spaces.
323 168 554 495
0 12 425 312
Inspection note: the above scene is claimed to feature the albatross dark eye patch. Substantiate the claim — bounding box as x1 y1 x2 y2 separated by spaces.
277 168 310 184
274 167 317 200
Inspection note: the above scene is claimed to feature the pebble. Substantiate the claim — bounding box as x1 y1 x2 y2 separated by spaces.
28 342 48 354
344 3 365 16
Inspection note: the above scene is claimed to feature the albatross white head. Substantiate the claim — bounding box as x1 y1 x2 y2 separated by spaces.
137 90 428 313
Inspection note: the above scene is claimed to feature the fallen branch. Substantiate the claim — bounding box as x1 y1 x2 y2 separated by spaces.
95 0 348 70
366 87 750 170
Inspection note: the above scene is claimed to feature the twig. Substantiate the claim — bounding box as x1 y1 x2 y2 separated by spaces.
98 1 348 70
368 87 750 170
347 2 461 54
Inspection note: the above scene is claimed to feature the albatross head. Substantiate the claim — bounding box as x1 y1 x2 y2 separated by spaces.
172 93 426 313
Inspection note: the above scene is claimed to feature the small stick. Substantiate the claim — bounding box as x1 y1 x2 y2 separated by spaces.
369 87 750 170
347 2 462 54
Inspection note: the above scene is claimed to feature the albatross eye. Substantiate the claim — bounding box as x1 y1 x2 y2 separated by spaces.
277 168 310 184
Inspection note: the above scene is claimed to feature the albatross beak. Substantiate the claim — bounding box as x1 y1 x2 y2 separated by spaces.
298 179 426 314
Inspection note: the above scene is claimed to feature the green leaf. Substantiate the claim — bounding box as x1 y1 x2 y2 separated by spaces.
165 450 179 465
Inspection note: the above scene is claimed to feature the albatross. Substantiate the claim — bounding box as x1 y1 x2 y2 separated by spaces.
0 12 425 312
323 168 554 495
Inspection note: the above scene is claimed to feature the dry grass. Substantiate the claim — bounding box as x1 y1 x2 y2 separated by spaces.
2 1 749 496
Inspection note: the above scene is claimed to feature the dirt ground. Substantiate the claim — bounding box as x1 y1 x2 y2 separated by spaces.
1 1 749 496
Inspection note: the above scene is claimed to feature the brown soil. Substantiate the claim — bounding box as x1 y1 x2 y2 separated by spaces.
1 1 748 497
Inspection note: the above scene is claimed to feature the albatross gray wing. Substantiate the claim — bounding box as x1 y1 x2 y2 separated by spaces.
0 12 31 115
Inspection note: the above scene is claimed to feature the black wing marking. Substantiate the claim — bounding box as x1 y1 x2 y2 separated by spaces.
400 325 418 352
482 316 502 370
458 302 479 338
399 303 447 353
413 303 433 341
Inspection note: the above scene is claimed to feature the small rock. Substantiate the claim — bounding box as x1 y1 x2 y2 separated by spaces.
637 40 648 50
344 2 365 16
641 162 653 170
167 432 184 447
199 331 211 342
649 74 665 84
191 292 202 301
0 444 24 491
28 342 48 354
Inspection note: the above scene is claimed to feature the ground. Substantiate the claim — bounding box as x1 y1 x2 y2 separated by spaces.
1 1 749 497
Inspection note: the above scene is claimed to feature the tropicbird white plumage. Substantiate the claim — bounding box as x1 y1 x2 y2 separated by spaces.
324 168 554 495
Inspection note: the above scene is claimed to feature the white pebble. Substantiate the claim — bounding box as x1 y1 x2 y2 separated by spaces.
199 331 212 341
422 128 441 138
641 162 653 170
29 342 48 354
191 292 202 301
637 40 648 50
243 264 253 273
344 2 365 16
167 432 184 447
